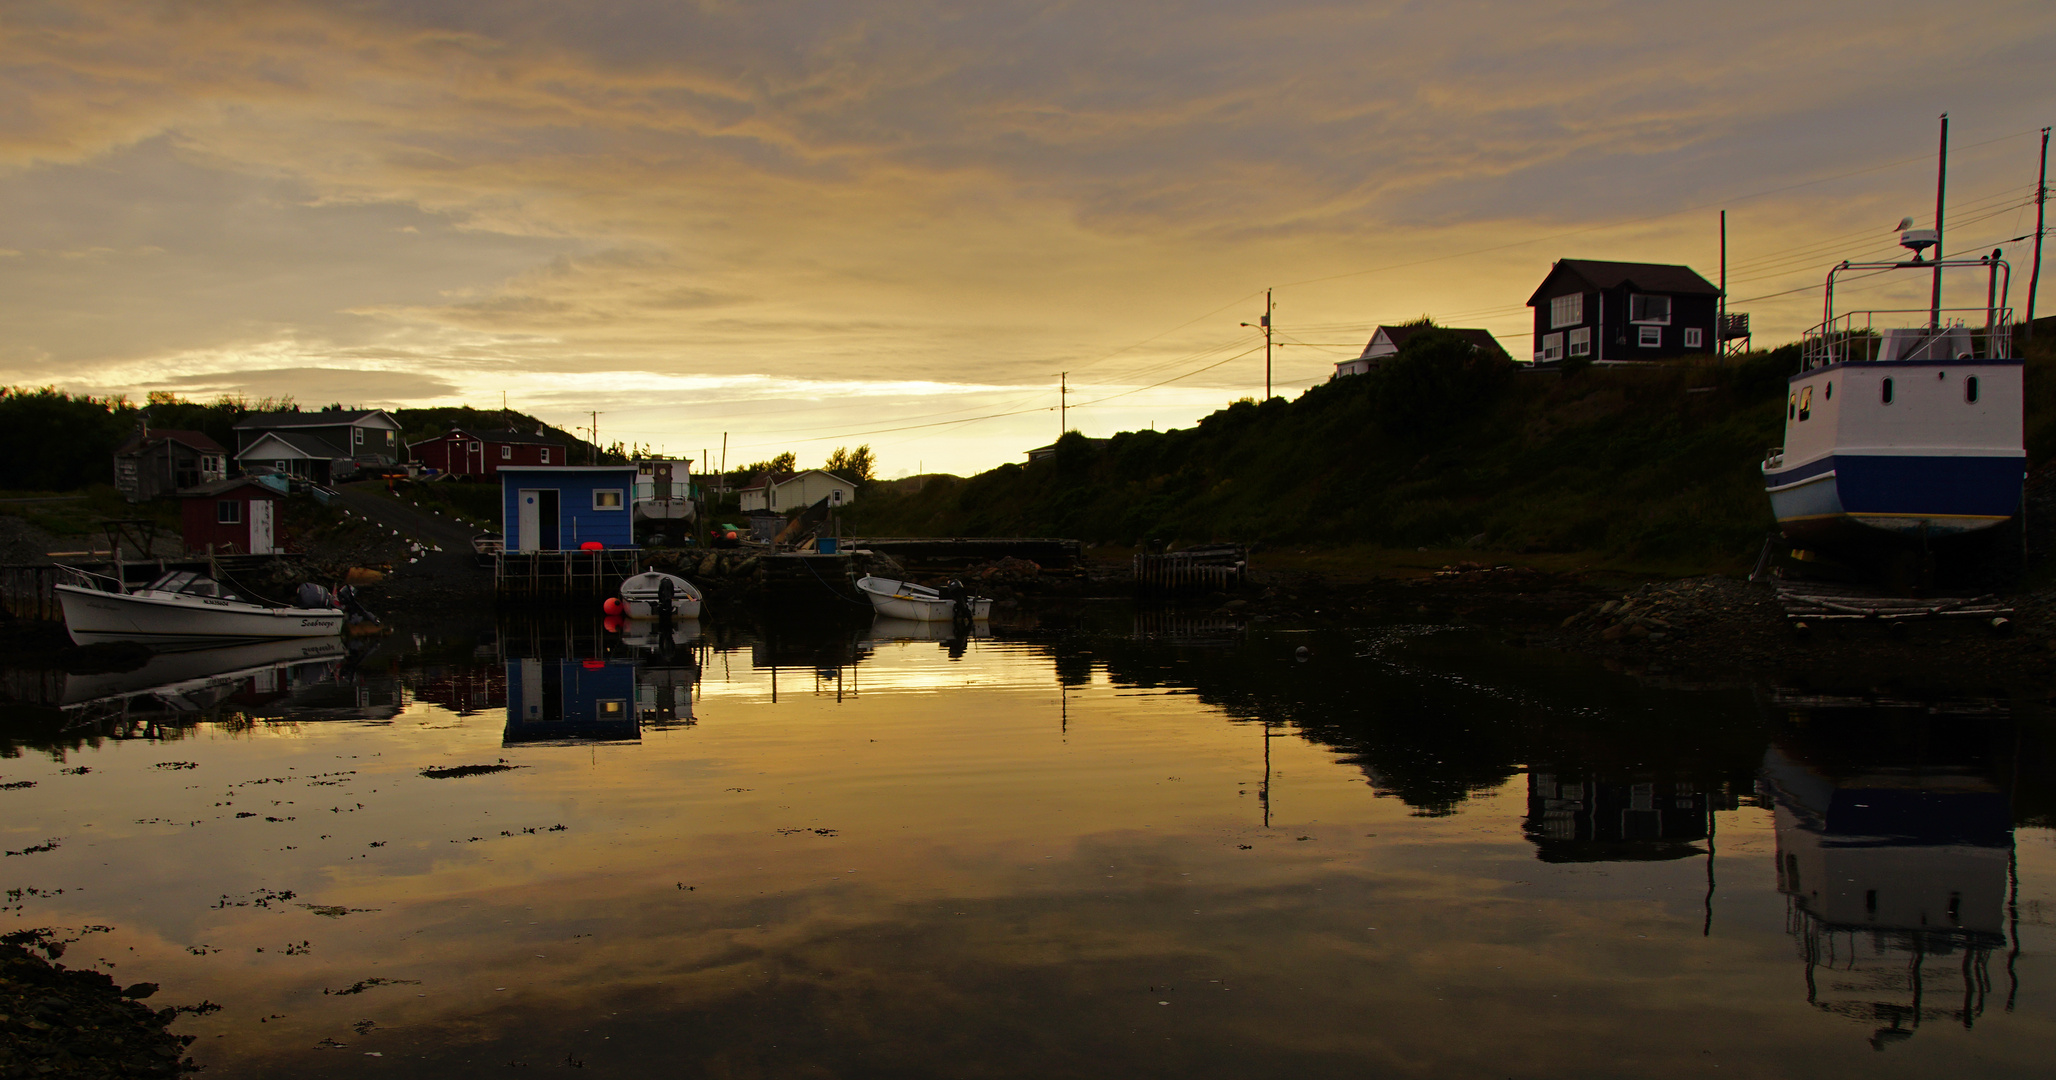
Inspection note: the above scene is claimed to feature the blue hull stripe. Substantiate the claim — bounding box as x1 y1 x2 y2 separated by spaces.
1764 454 2024 520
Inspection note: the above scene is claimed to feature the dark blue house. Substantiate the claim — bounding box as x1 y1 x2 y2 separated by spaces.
499 465 638 551
504 658 640 745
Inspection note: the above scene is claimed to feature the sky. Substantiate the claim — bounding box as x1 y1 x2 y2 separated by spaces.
2 0 2052 477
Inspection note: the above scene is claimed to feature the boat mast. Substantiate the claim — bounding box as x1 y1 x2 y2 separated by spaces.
1931 113 1949 328
2030 127 2049 341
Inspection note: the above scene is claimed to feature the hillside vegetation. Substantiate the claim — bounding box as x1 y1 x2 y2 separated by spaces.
850 327 2056 569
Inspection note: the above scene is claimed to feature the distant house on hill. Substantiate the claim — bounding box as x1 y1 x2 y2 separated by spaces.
113 426 228 502
1526 260 1720 364
409 427 567 479
1333 325 1510 378
1024 437 1111 463
738 470 857 513
233 408 402 484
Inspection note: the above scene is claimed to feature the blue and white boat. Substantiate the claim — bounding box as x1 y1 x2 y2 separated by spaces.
1761 231 2024 549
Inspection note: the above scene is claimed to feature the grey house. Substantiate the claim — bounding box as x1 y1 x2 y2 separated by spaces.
233 408 402 484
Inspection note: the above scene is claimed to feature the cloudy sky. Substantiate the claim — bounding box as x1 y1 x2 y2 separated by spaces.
3 0 2051 476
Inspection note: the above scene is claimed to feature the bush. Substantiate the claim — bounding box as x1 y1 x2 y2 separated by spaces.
1374 329 1515 437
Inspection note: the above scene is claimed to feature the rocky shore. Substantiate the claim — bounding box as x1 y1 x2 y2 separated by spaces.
0 937 198 1077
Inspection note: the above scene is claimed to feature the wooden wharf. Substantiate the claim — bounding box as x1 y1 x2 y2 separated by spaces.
1133 544 1248 595
849 537 1082 571
494 549 644 603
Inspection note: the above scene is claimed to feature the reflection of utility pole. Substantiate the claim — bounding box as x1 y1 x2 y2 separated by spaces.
1259 721 1281 828
1703 801 1717 937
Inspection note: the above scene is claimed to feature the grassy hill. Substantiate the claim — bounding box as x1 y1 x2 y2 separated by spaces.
850 327 2056 571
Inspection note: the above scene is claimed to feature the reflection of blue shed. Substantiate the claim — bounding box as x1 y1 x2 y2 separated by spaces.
500 466 638 552
505 658 640 744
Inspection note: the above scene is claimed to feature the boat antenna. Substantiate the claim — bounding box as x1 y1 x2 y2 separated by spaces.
2029 126 2049 341
1932 113 1949 328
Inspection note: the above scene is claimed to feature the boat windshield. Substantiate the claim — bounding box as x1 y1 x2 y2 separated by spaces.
143 571 227 598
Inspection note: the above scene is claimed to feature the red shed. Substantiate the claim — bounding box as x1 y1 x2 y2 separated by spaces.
181 477 286 555
409 427 568 479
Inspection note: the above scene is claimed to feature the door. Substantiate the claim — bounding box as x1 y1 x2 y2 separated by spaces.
517 489 560 551
249 500 276 555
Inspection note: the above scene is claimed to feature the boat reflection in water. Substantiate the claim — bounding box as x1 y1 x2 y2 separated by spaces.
42 636 398 731
1760 694 2018 1049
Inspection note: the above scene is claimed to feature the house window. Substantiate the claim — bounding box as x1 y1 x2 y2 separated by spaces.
1629 294 1672 324
501 445 512 460
217 500 242 524
1541 333 1564 362
541 448 551 464
593 489 624 509
1683 327 1703 348
1550 294 1583 329
1638 325 1662 347
354 428 365 445
1567 328 1591 357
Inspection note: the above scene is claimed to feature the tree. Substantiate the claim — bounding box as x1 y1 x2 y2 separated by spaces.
739 452 796 477
825 444 876 482
1374 328 1515 438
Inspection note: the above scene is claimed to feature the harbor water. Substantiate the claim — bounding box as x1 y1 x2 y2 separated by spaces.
2 603 2053 1077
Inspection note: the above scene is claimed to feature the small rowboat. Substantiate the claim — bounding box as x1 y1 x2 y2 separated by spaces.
854 576 991 623
616 571 703 619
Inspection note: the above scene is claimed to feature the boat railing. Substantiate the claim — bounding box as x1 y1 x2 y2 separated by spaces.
52 563 123 593
631 480 691 501
1801 305 2013 369
1763 447 1785 470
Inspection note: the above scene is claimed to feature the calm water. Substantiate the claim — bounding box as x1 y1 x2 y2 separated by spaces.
3 604 2054 1078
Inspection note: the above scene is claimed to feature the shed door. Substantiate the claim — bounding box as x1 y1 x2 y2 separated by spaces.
517 489 561 552
249 500 276 555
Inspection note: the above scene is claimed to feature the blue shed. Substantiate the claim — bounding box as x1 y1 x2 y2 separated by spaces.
504 658 640 744
500 465 639 551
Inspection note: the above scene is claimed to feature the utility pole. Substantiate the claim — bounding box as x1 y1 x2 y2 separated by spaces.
1719 210 1728 363
2030 126 2049 341
590 410 599 464
1241 288 1275 399
1059 371 1068 438
1932 113 1949 327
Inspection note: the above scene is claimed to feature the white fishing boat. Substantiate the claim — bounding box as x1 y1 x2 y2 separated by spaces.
854 575 991 622
865 615 993 643
56 569 345 648
631 458 696 542
1761 229 2025 550
616 571 703 619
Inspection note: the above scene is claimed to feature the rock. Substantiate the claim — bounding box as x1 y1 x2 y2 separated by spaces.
1628 623 1651 638
1598 601 1619 616
1601 624 1626 641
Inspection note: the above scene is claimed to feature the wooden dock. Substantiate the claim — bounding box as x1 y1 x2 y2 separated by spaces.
494 549 643 603
1133 544 1247 595
849 537 1083 571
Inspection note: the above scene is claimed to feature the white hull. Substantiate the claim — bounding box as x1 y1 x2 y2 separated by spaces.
866 615 993 642
57 584 345 647
59 637 350 707
854 576 991 622
618 571 703 619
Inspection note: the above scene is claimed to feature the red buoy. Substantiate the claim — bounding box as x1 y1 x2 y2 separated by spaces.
581 540 604 551
603 615 624 633
602 596 623 616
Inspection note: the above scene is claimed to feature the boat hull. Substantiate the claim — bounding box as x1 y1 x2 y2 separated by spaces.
1764 452 2025 546
57 585 345 647
854 576 991 622
617 572 703 619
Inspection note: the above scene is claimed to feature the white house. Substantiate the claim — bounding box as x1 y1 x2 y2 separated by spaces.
738 470 857 513
1334 325 1511 378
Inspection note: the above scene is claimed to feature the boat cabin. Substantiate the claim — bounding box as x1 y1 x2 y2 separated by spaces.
499 465 638 552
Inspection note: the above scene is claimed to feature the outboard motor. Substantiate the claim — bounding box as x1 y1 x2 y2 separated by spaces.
335 583 376 623
939 578 973 628
654 576 676 644
295 582 334 609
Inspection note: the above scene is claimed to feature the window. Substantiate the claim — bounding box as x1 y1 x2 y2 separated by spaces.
1540 333 1564 361
1882 377 1894 404
469 441 482 452
1567 327 1592 357
1683 327 1703 348
217 500 242 524
593 489 624 509
1549 293 1583 329
1638 325 1662 347
1798 386 1812 421
1824 381 1832 400
540 448 551 464
1628 294 1671 324
501 445 512 460
354 427 365 445
1966 376 1980 403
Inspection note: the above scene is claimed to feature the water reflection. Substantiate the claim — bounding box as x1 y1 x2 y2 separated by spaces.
1523 772 1730 863
1761 693 2021 1048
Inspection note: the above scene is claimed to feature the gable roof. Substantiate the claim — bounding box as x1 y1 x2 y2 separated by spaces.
179 476 282 499
1359 325 1510 360
234 409 397 430
409 426 566 449
237 430 345 460
116 428 227 455
1527 260 1720 305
